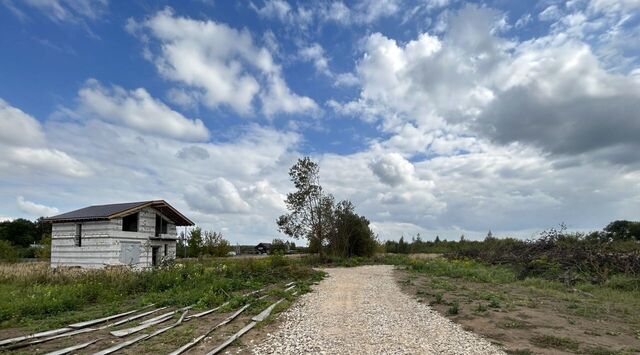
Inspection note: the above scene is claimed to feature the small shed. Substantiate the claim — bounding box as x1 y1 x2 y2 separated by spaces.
255 242 272 254
45 200 194 268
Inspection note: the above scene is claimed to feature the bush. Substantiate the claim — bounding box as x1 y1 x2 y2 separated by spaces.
0 240 18 262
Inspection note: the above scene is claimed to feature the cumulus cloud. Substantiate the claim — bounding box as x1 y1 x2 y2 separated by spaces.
77 79 210 141
251 0 400 27
130 8 319 117
16 196 58 216
332 3 640 165
0 98 46 146
185 177 251 214
298 43 331 75
0 98 91 178
370 153 415 186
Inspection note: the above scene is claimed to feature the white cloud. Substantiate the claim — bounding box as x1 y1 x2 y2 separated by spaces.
332 4 640 164
5 147 91 177
354 0 401 24
77 79 210 141
298 43 331 75
333 72 359 87
16 196 58 216
0 98 91 178
539 5 563 22
0 98 46 146
515 13 532 28
252 0 401 28
370 153 415 186
185 177 251 214
251 0 291 22
131 8 319 117
6 0 108 23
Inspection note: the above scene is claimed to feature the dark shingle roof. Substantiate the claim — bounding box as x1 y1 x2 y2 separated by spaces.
45 200 194 226
48 201 149 221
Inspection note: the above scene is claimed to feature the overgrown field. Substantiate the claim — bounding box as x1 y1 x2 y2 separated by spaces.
0 255 323 332
390 256 640 355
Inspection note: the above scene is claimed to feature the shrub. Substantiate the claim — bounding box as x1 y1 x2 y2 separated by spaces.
447 302 459 315
0 240 18 262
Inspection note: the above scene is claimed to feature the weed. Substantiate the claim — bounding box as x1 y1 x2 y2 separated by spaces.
434 293 444 304
474 303 488 313
489 298 501 308
499 318 528 329
0 257 323 329
447 302 459 315
530 334 580 351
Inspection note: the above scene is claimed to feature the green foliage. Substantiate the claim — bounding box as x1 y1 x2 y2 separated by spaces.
0 257 322 328
447 301 459 315
383 221 640 283
0 218 39 247
0 240 18 262
35 234 51 259
603 220 640 241
202 231 231 257
277 157 377 258
187 227 203 257
270 239 288 254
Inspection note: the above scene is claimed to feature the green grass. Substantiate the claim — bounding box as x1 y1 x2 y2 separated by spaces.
0 255 323 330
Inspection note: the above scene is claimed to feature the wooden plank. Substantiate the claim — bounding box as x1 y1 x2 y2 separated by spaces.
284 285 296 292
205 321 257 355
186 287 263 320
252 299 284 322
5 328 97 350
92 333 149 355
169 304 251 355
109 314 173 337
0 328 72 347
98 306 168 329
3 306 166 350
93 311 188 355
44 338 101 355
68 308 141 328
140 306 191 325
187 303 226 319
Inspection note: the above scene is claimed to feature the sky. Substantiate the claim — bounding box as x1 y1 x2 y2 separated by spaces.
1 0 639 244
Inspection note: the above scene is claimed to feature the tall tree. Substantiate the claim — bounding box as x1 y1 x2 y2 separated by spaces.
277 157 333 256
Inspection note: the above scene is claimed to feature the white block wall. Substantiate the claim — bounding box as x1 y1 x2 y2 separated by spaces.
51 207 178 269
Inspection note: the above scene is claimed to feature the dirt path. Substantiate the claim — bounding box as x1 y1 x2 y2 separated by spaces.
250 265 504 354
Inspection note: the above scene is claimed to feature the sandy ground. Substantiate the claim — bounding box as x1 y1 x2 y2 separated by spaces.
250 265 504 354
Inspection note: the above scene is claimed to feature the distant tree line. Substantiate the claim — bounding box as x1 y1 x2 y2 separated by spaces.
277 157 377 258
383 221 640 283
0 218 51 261
177 227 232 258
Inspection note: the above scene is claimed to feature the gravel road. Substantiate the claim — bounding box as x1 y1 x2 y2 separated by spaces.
251 265 505 354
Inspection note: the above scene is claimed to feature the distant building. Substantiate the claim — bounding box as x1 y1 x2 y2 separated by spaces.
45 200 194 268
255 242 272 254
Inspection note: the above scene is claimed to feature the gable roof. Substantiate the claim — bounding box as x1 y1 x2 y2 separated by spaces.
45 200 194 226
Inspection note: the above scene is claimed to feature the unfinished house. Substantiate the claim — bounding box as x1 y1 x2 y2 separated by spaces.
46 200 194 268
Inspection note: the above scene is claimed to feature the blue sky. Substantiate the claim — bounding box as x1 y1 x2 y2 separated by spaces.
1 0 639 244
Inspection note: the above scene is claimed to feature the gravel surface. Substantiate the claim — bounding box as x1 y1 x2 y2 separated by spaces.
251 265 505 354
